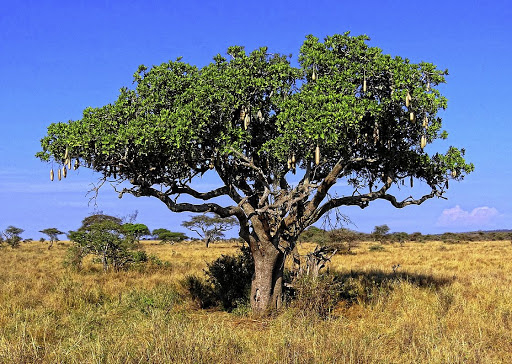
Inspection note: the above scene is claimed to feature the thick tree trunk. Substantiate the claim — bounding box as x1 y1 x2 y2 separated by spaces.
250 247 285 315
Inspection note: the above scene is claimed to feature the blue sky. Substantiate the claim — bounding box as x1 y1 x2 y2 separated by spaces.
1 0 511 239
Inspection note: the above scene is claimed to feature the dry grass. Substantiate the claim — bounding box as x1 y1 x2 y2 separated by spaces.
1 239 512 363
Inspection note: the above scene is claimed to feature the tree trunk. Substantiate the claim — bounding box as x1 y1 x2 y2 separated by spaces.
250 247 285 315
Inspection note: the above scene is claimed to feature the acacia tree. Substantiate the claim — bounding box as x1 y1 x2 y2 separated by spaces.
182 213 238 247
3 226 24 249
122 223 150 244
372 224 390 242
39 227 65 249
152 228 188 243
37 33 473 314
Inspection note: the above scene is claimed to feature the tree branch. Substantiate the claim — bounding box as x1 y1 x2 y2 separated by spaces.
169 185 230 200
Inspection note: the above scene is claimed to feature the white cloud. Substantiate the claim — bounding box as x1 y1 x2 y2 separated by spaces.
436 205 500 228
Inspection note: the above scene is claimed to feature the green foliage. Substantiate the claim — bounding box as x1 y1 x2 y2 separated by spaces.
122 223 150 243
390 232 409 244
80 214 122 228
2 226 24 249
185 247 254 311
372 224 390 243
37 32 473 208
298 226 328 244
182 213 238 246
205 246 254 310
68 214 146 271
152 228 188 243
39 227 64 249
183 275 216 309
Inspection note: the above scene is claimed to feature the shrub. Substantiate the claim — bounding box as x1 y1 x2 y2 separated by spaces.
183 275 216 309
369 244 385 252
184 247 254 311
205 246 254 310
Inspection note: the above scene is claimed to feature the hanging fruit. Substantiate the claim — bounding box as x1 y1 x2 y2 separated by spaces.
58 168 62 181
451 170 457 178
315 145 320 165
244 114 250 130
410 112 414 122
64 147 69 160
410 176 414 187
257 110 263 121
50 169 54 181
420 135 427 149
312 67 317 81
363 77 367 92
239 106 246 121
62 166 67 178
74 159 79 170
423 115 428 128
406 91 411 107
67 158 72 170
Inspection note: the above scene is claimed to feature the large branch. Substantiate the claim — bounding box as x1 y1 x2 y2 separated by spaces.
121 184 255 244
168 185 230 200
307 185 442 226
293 160 347 228
121 185 241 218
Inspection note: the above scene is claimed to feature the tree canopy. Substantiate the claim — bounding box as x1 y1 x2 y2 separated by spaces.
37 32 473 314
182 213 238 247
39 227 65 249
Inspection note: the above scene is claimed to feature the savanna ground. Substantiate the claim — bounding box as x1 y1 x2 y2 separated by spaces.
1 238 511 363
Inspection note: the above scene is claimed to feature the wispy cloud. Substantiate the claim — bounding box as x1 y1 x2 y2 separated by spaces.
436 205 501 228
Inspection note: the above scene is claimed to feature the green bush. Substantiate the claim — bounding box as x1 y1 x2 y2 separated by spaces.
205 246 254 310
184 247 254 311
183 275 216 309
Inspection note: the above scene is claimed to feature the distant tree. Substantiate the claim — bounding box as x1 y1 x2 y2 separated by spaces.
39 227 65 250
81 213 122 228
328 228 360 250
409 232 423 242
3 226 24 248
182 213 238 247
372 224 390 243
152 228 169 239
68 214 142 271
298 226 328 244
390 231 409 245
121 223 150 244
161 232 188 244
152 228 188 243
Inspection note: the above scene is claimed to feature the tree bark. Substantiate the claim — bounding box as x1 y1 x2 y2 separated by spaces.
250 245 285 315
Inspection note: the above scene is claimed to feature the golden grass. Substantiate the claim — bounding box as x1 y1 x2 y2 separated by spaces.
1 239 511 363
